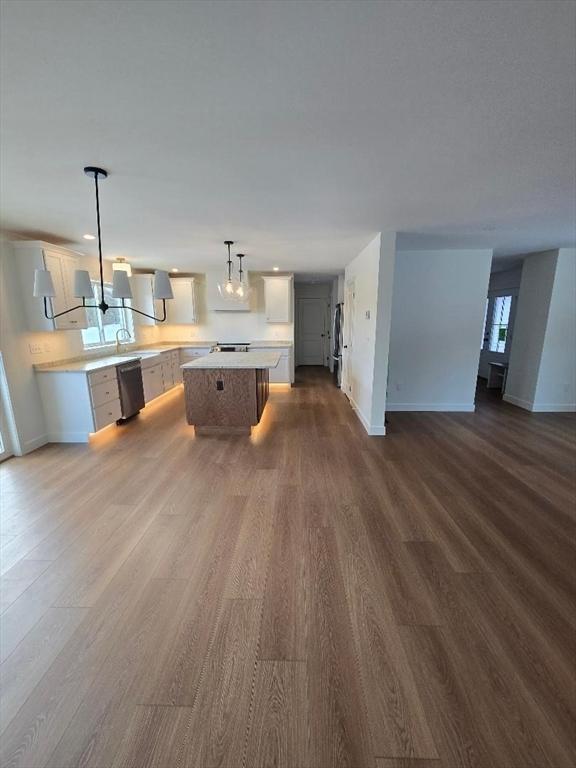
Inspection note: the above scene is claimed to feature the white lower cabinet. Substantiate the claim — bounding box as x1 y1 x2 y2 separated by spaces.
142 364 164 403
269 353 291 383
37 366 122 442
251 345 293 384
160 352 174 391
36 345 215 443
93 399 122 431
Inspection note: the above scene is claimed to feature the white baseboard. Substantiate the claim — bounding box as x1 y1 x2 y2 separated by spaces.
47 431 90 443
531 404 576 412
18 433 48 455
385 402 475 412
502 393 533 410
503 394 575 412
348 396 386 436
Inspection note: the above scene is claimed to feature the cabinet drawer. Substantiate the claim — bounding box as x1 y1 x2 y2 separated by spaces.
90 378 120 408
92 398 121 431
88 367 118 388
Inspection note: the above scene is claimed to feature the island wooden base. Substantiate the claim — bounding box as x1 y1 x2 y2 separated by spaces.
183 367 269 432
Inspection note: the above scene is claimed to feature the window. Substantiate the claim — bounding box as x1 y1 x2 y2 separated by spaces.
484 294 512 353
81 281 134 348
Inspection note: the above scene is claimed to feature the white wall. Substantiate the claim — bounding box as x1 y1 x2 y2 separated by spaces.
534 248 576 410
505 248 576 412
478 264 523 378
343 232 396 434
0 236 48 453
504 250 558 410
387 249 492 412
158 271 294 344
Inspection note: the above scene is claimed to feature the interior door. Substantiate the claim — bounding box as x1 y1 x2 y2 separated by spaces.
297 298 326 365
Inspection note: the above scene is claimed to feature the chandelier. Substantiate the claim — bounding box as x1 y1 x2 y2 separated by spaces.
33 167 173 322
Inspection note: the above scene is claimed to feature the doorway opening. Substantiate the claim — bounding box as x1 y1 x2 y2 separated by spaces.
477 259 523 402
294 278 337 370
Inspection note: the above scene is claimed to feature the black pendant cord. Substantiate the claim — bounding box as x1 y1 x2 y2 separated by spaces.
94 171 108 313
237 254 244 283
227 241 233 282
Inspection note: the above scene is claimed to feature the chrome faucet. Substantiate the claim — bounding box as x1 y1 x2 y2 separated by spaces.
115 327 133 353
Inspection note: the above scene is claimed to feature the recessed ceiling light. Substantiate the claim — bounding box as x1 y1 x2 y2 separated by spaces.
273 266 279 271
83 233 96 240
171 268 179 272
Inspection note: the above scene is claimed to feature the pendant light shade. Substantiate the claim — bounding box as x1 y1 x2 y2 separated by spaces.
234 254 252 301
153 270 173 300
217 240 242 300
112 269 133 299
73 269 94 298
33 269 56 298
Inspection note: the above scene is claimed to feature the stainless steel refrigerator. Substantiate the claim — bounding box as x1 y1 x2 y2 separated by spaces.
332 302 343 387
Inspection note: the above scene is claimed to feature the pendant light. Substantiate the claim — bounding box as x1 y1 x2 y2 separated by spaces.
32 166 173 322
217 240 240 300
235 253 252 300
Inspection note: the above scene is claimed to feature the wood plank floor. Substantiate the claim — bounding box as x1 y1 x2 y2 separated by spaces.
0 368 575 768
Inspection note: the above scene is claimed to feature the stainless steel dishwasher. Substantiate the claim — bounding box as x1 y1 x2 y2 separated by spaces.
116 361 145 421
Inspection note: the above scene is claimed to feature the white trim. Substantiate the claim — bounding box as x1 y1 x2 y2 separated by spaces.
19 433 49 454
532 404 576 412
503 394 576 412
46 431 90 443
348 395 386 436
385 402 475 412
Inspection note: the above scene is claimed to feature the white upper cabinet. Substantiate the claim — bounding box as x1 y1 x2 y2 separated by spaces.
130 274 158 325
14 241 88 331
263 275 293 323
167 278 197 324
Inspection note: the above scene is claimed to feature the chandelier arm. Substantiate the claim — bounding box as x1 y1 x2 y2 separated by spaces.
120 298 167 323
42 297 98 320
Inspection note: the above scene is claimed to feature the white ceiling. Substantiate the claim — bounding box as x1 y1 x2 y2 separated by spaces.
1 0 575 273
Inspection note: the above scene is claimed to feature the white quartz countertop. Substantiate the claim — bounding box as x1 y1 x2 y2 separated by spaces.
155 341 217 349
35 355 141 373
182 351 281 369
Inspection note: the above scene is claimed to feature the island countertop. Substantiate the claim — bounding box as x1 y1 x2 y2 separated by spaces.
181 351 281 369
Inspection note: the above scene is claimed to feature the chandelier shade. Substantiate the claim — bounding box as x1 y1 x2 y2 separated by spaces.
73 270 94 299
33 269 56 298
153 270 174 300
112 270 133 299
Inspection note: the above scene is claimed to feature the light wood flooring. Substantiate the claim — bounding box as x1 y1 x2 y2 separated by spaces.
0 367 575 768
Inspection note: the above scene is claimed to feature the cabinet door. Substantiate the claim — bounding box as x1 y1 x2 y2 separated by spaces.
142 366 163 402
269 355 291 383
167 279 196 324
130 275 156 326
161 359 174 391
60 254 88 329
264 276 293 323
43 251 88 330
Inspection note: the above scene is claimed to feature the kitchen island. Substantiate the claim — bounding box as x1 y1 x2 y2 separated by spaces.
182 351 281 433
